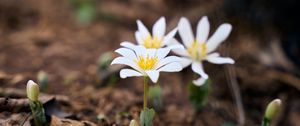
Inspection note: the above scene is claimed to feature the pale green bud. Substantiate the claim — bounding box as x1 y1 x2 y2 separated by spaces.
129 119 139 126
265 99 282 120
37 71 48 92
26 80 40 101
98 52 113 71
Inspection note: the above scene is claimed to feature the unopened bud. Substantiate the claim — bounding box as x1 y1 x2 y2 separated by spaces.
98 52 113 71
37 71 48 92
265 99 282 120
129 119 139 126
26 80 40 101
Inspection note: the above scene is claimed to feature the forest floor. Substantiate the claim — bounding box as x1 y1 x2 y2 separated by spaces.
1 0 300 126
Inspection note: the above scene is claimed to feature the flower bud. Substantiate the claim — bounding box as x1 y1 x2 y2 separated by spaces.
37 71 48 92
26 80 40 101
265 99 282 120
129 119 139 126
98 52 113 71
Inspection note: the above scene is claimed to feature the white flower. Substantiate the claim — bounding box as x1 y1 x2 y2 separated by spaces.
121 17 183 50
111 45 183 83
171 16 235 86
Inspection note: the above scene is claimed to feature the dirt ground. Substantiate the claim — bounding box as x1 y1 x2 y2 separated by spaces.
1 0 300 126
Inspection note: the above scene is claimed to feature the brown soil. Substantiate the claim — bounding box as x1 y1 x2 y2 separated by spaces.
1 0 300 126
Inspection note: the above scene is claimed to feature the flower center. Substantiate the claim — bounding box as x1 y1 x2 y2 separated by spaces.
187 40 207 60
135 55 158 70
143 35 162 49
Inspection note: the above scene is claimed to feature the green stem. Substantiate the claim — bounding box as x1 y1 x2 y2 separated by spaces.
261 118 270 126
144 77 149 110
30 102 39 126
29 100 47 126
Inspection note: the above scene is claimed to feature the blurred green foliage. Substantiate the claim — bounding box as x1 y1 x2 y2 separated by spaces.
69 0 96 24
37 71 49 92
148 85 163 111
97 52 118 87
222 122 236 126
188 79 211 112
97 52 113 72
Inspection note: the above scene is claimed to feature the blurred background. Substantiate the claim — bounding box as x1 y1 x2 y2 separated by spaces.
1 0 300 125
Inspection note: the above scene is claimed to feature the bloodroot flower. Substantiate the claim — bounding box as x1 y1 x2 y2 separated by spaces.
121 17 182 49
111 45 183 83
171 16 235 86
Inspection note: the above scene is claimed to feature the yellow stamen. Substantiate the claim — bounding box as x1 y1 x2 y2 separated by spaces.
135 55 158 70
187 40 207 60
143 35 162 49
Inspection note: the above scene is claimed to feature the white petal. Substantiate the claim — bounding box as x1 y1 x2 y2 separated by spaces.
180 57 193 68
178 17 194 47
120 69 143 78
169 38 190 57
168 38 183 47
207 52 220 57
135 31 143 45
166 44 184 50
120 42 147 58
137 20 150 39
132 45 147 57
193 77 207 86
120 41 137 49
162 28 177 45
155 56 183 69
115 48 137 60
191 62 208 79
145 48 157 57
206 23 232 53
152 17 166 39
196 16 210 43
206 56 235 64
145 70 160 83
111 57 141 72
158 62 183 72
172 48 190 57
156 48 170 61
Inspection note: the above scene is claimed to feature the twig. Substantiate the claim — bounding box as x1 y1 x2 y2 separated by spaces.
0 98 30 111
0 87 70 104
225 65 245 126
223 43 245 125
236 66 300 91
0 87 26 98
20 113 31 126
267 69 300 90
